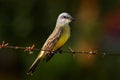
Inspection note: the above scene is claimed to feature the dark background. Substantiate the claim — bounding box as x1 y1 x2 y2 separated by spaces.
0 0 120 80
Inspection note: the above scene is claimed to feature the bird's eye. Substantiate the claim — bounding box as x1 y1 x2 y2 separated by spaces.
62 16 68 19
63 16 67 18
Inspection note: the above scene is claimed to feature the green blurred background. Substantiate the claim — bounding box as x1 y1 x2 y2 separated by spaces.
0 0 120 80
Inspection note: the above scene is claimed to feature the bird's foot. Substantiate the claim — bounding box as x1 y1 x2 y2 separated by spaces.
58 49 63 54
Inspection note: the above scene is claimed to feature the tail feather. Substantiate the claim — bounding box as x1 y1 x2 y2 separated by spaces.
45 52 55 62
27 58 41 75
27 51 45 75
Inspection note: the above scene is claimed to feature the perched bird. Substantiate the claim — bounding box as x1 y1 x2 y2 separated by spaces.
27 12 74 75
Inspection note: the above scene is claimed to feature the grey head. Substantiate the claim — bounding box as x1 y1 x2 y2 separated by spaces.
56 12 74 26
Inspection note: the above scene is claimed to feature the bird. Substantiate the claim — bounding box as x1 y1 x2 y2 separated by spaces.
27 12 74 75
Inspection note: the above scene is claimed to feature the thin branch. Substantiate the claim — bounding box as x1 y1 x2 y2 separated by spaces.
0 41 120 56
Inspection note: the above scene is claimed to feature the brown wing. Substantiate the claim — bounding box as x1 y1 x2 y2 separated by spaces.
27 27 63 74
41 26 63 55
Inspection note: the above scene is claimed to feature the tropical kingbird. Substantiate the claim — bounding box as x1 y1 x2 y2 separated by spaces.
27 12 74 75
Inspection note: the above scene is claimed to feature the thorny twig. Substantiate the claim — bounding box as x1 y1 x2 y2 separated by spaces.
0 41 120 56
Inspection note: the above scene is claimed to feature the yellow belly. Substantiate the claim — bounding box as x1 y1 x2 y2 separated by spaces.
53 26 70 51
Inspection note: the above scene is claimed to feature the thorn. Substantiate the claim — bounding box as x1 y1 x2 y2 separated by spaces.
93 50 98 55
31 44 35 50
24 44 35 52
69 47 75 54
69 47 76 59
89 51 97 55
89 51 93 54
0 41 8 48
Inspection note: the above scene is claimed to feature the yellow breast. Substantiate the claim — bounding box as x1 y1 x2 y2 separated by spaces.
53 25 70 51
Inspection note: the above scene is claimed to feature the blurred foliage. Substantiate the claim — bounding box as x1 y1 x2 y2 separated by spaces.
0 0 120 80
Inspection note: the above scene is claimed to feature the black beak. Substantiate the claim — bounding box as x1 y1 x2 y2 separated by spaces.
70 17 75 21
